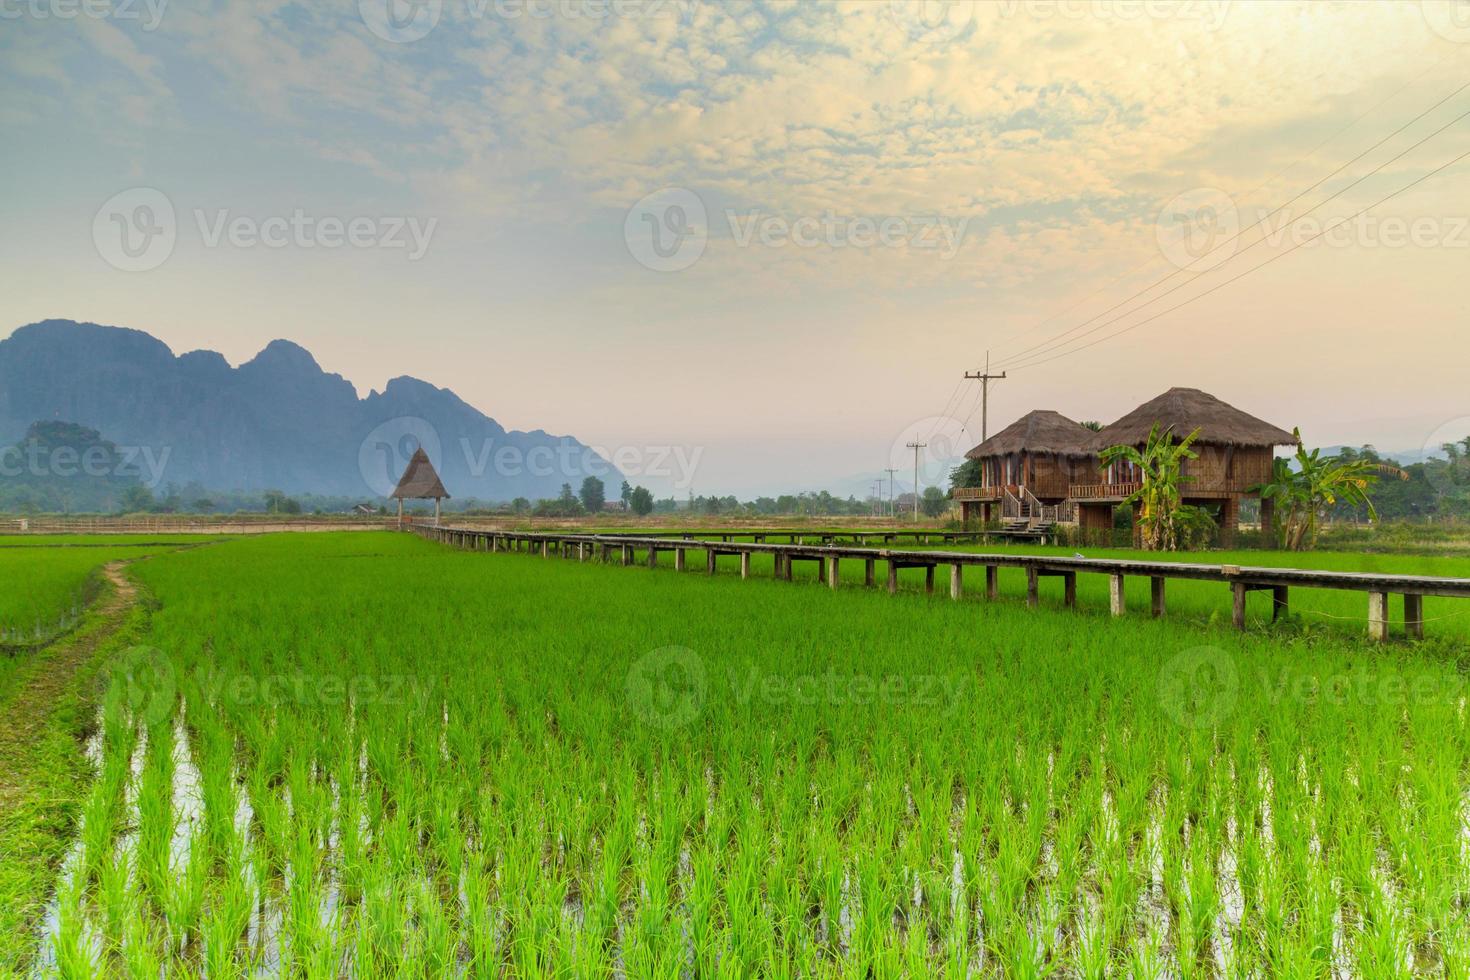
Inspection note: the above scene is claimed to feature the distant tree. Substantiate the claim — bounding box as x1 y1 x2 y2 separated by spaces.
629 486 655 516
579 476 606 513
511 497 531 515
920 486 948 518
192 498 215 512
620 480 632 506
119 484 155 514
1253 430 1407 550
263 489 302 515
949 458 981 491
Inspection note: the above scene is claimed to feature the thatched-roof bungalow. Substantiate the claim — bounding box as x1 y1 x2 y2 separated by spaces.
954 410 1098 523
1073 387 1296 541
392 447 450 528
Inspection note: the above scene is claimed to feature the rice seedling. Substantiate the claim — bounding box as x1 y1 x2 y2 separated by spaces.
10 530 1470 975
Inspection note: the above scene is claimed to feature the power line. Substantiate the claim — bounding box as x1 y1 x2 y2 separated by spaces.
998 143 1470 373
992 79 1470 371
982 59 1453 362
1000 99 1470 371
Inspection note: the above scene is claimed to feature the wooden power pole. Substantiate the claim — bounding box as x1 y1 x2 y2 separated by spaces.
963 351 1007 442
905 442 926 520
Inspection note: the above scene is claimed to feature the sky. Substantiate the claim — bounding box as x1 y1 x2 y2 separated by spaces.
2 0 1468 498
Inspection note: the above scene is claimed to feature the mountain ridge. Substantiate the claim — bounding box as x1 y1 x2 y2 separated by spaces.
0 319 618 501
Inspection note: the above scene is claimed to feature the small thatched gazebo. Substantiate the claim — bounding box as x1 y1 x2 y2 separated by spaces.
391 447 450 528
955 410 1097 523
1077 387 1296 541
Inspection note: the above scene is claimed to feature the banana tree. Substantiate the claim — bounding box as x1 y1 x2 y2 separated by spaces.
1253 428 1407 550
1098 424 1201 551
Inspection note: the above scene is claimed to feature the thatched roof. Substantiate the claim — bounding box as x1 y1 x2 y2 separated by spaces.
391 448 450 500
1089 388 1295 449
965 410 1097 460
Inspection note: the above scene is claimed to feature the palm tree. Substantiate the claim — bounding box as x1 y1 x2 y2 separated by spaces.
1098 424 1201 551
1253 428 1407 550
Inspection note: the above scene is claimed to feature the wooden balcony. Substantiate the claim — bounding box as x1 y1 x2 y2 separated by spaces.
951 485 1016 502
1068 482 1142 502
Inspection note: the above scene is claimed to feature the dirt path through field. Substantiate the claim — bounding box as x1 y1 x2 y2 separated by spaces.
0 560 141 968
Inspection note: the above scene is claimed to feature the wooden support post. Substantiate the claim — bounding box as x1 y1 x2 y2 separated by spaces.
647 547 658 569
1232 581 1248 630
949 564 963 600
1368 591 1389 642
1404 593 1423 640
864 558 875 587
579 542 589 562
985 565 998 599
740 552 751 579
600 543 612 562
887 561 899 595
621 544 633 566
1150 577 1166 618
1109 574 1125 616
675 548 686 572
924 566 935 595
1026 568 1039 608
827 556 840 591
1271 585 1288 622
540 541 549 559
817 557 827 585
706 550 717 575
1063 572 1076 608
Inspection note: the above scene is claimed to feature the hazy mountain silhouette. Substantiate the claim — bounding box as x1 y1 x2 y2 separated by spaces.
0 319 619 501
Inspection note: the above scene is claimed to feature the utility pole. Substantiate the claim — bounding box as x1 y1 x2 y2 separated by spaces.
905 442 926 521
963 350 1007 442
884 467 899 518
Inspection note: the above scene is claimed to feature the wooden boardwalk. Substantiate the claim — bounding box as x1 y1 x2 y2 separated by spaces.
414 526 1470 642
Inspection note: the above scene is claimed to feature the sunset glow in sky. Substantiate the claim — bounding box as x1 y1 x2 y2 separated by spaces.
4 0 1468 495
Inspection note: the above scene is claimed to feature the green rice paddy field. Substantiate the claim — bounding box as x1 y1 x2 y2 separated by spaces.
9 531 1470 976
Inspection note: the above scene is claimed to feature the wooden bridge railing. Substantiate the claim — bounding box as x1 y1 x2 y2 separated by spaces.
413 526 1470 643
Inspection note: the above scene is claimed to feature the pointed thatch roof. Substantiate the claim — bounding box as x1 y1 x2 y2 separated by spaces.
391 448 450 500
1089 388 1295 449
965 410 1097 460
